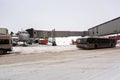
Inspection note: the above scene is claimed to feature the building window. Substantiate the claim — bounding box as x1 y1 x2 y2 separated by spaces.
34 32 36 34
93 31 94 34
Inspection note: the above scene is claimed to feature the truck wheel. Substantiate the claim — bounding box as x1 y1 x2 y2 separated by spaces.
0 50 4 55
110 43 115 48
94 45 98 49
3 50 7 53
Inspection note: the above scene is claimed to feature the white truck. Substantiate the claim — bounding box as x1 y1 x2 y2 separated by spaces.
0 28 12 54
0 28 8 35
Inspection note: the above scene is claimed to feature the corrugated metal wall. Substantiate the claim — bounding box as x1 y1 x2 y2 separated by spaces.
88 17 120 36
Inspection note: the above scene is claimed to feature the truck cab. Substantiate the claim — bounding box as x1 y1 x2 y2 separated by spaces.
0 35 12 54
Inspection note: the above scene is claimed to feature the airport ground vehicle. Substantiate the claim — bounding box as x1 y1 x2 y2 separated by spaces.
76 38 116 49
0 28 12 54
0 28 8 35
0 35 12 54
12 36 19 46
39 39 48 45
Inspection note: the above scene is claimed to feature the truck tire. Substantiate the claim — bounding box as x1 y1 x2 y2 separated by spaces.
3 50 7 53
0 50 4 54
110 43 115 48
94 45 98 49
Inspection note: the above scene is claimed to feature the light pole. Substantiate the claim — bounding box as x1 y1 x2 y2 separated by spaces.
51 29 57 46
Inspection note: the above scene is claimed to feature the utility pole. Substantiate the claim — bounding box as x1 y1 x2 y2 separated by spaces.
51 29 57 46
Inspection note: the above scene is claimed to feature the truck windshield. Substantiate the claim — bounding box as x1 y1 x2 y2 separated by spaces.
0 39 9 44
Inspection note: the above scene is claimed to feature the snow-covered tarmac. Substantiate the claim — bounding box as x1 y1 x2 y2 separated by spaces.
13 45 77 54
1 44 120 80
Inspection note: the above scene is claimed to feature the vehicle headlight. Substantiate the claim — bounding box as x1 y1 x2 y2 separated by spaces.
77 40 80 43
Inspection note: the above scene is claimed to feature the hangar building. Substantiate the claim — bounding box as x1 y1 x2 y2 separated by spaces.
88 17 120 36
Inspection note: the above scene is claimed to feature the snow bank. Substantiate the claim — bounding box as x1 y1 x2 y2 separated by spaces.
49 36 81 45
13 45 77 54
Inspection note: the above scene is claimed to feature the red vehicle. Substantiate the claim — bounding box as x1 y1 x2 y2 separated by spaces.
39 39 48 45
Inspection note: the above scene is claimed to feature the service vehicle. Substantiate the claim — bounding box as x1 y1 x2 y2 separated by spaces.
76 37 116 49
0 34 12 54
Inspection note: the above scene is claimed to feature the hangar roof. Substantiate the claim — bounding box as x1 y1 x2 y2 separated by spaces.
88 17 120 30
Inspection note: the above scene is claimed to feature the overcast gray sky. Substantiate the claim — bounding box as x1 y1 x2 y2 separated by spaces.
0 0 120 33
